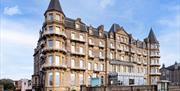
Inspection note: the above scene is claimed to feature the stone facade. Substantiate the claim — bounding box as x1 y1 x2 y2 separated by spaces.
160 62 180 85
32 0 161 91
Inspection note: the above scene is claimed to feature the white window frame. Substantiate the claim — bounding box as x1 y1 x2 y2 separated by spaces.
55 55 60 66
71 59 75 67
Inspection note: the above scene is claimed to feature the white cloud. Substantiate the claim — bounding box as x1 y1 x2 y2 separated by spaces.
0 30 37 47
0 18 38 79
0 18 38 46
100 0 113 9
3 5 21 16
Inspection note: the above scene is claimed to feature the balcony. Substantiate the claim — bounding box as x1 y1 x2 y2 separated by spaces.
131 49 135 53
150 54 160 58
143 52 148 56
124 49 129 52
71 66 86 71
42 47 67 54
117 47 123 51
42 31 67 39
43 20 64 27
99 56 105 60
89 42 95 46
143 62 148 65
42 64 67 70
137 51 142 55
110 45 115 49
71 37 86 43
99 44 105 48
89 54 95 58
71 51 85 56
150 63 160 66
150 72 161 76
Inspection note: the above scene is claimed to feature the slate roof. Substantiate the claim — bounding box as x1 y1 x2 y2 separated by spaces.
161 63 180 71
65 17 87 32
166 63 180 71
148 28 159 43
109 23 121 33
46 0 65 15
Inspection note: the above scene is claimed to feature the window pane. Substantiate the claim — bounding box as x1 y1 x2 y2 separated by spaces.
48 40 53 48
79 47 83 54
71 45 75 52
62 56 65 65
48 55 53 66
80 34 83 40
80 60 83 68
56 14 60 21
71 59 75 67
71 73 75 85
49 26 53 33
88 63 91 70
71 33 75 39
55 41 60 49
94 63 97 70
49 14 53 21
55 72 60 86
55 56 60 66
55 27 60 34
79 74 84 85
48 72 53 86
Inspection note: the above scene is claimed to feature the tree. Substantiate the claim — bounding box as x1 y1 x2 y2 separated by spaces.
0 79 15 90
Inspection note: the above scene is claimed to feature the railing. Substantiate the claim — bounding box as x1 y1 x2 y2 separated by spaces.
99 44 105 48
150 72 161 75
71 37 86 42
43 31 67 38
42 47 67 53
71 51 85 56
42 64 67 69
110 45 115 49
89 54 94 58
71 66 86 70
99 56 105 59
89 42 95 46
150 63 160 66
150 54 160 57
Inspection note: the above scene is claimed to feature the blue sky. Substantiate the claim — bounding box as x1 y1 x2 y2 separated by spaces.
0 0 180 80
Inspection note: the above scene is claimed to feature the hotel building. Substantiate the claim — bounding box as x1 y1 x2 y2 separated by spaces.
32 0 161 91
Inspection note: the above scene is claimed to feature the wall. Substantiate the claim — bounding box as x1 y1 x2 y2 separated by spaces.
81 85 157 91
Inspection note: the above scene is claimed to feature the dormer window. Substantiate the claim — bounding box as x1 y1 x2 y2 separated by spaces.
49 13 53 22
110 52 113 59
80 34 84 41
110 43 113 48
71 32 75 39
89 38 92 44
76 24 80 29
89 29 92 34
110 34 113 38
56 14 60 21
99 32 102 36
